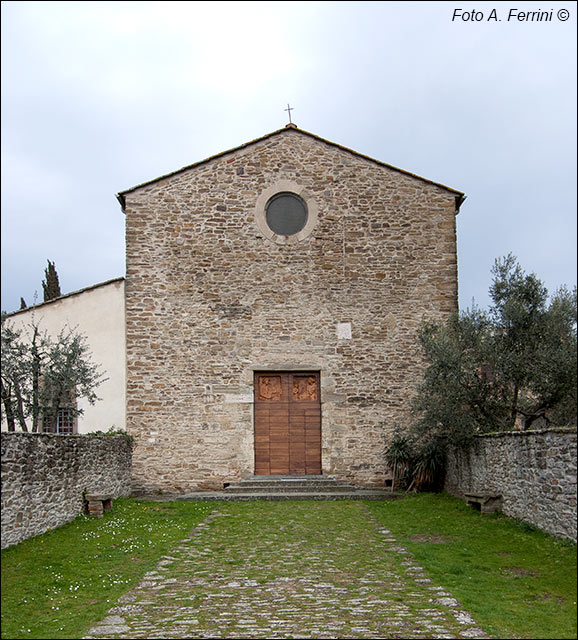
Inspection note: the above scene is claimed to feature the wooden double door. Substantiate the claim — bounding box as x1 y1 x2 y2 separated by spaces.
254 372 321 476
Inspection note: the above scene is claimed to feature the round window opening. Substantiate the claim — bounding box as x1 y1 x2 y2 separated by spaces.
265 192 308 236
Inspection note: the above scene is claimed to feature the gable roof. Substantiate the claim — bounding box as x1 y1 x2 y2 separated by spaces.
116 124 466 212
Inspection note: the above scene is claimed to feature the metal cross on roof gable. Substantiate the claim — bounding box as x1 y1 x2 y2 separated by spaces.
284 103 294 124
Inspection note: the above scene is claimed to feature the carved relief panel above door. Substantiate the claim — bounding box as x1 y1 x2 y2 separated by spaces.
292 375 318 402
258 375 283 402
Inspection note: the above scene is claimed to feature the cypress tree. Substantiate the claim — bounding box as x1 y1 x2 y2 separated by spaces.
42 260 62 302
20 298 27 310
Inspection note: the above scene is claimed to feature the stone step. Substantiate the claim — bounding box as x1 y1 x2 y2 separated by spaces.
225 477 357 492
173 475 402 502
177 490 401 502
224 483 358 493
236 475 330 481
221 475 394 496
227 475 350 486
174 476 400 502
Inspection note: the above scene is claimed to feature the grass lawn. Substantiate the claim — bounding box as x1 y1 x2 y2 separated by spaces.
368 492 577 639
1 494 576 639
0 498 214 639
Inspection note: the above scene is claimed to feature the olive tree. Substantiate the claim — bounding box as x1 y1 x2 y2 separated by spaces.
392 255 577 490
1 316 107 432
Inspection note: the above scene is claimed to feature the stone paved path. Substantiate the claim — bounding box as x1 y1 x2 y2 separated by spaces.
85 501 488 639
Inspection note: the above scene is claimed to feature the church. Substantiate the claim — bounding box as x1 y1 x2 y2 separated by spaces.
117 124 464 493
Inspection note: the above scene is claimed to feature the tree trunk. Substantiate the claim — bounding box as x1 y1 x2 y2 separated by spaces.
31 326 40 432
13 383 29 432
510 384 519 430
1 381 16 431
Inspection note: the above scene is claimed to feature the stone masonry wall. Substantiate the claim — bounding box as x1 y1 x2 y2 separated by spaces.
124 128 460 493
1 433 132 548
445 429 577 541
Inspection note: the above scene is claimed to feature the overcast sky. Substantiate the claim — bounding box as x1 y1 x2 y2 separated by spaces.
2 1 576 315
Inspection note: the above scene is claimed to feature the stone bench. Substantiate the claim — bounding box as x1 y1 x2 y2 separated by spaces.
464 493 502 514
85 494 113 518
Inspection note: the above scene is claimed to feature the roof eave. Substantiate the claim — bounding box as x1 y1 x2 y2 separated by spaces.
455 193 467 213
116 192 126 213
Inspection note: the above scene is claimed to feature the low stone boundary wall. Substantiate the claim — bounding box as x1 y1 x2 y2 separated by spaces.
445 428 577 541
1 432 132 549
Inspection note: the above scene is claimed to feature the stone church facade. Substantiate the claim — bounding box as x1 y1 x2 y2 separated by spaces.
118 125 464 493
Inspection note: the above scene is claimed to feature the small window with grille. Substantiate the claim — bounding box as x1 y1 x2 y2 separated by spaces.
42 385 78 434
55 408 76 434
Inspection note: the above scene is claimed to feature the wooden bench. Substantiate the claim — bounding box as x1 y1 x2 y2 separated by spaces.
85 494 113 518
464 493 502 514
